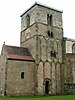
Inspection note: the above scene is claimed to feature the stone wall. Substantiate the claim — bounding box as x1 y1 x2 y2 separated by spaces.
6 60 35 96
64 54 75 93
66 39 75 53
38 61 62 95
20 23 37 59
21 23 63 62
20 4 63 95
21 5 63 31
0 44 7 96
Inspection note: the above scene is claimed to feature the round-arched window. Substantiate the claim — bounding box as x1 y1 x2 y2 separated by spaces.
72 43 75 53
26 14 30 28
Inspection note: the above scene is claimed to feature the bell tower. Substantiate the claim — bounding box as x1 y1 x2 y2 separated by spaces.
20 3 63 95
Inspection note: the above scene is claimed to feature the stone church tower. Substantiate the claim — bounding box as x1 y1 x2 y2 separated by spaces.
20 3 63 95
1 2 75 96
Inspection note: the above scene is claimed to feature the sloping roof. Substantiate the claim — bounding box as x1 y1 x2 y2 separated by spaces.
6 45 34 61
64 37 75 42
20 2 63 17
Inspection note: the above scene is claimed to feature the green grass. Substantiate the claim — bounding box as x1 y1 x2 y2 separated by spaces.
0 95 75 100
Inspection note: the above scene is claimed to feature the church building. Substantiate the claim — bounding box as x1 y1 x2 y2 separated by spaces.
0 2 75 96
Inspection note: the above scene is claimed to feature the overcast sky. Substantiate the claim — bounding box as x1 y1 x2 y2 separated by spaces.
0 0 75 52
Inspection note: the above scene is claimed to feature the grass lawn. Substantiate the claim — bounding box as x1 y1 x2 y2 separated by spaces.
0 95 75 100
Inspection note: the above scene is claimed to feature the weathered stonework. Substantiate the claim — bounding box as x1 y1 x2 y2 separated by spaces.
20 3 63 95
66 38 75 53
0 44 35 96
0 2 75 96
64 54 75 93
6 60 35 96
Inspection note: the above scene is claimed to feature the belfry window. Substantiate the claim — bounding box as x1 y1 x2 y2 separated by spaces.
47 14 50 25
50 51 56 58
72 43 75 53
53 51 56 58
51 32 53 38
47 14 53 25
21 72 24 79
51 51 53 57
50 15 52 25
47 31 53 38
48 31 51 37
26 14 30 28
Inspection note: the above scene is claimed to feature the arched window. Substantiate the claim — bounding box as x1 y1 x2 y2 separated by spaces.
47 31 53 38
26 14 30 28
72 43 75 53
47 14 50 25
47 14 53 25
51 32 53 38
21 72 24 79
48 31 50 37
50 15 53 25
50 51 56 58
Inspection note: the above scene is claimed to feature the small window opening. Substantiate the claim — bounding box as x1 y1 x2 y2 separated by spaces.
48 31 53 38
53 51 56 58
48 31 51 37
47 14 53 25
50 51 56 58
26 14 30 27
21 72 24 79
50 15 52 25
51 51 53 57
47 14 50 25
51 32 53 38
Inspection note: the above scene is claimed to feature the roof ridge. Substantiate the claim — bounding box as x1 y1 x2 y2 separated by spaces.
5 45 34 61
5 45 28 49
20 2 63 17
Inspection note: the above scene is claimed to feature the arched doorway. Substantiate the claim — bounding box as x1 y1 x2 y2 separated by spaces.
43 78 52 95
45 81 49 94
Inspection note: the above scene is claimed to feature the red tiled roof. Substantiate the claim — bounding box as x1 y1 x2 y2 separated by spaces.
6 45 34 61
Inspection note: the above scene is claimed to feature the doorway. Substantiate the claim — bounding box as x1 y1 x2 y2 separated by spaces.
45 81 49 94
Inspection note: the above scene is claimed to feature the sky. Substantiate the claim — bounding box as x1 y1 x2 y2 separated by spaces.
0 0 75 53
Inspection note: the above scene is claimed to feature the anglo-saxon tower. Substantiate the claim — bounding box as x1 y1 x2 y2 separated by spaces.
21 3 63 95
